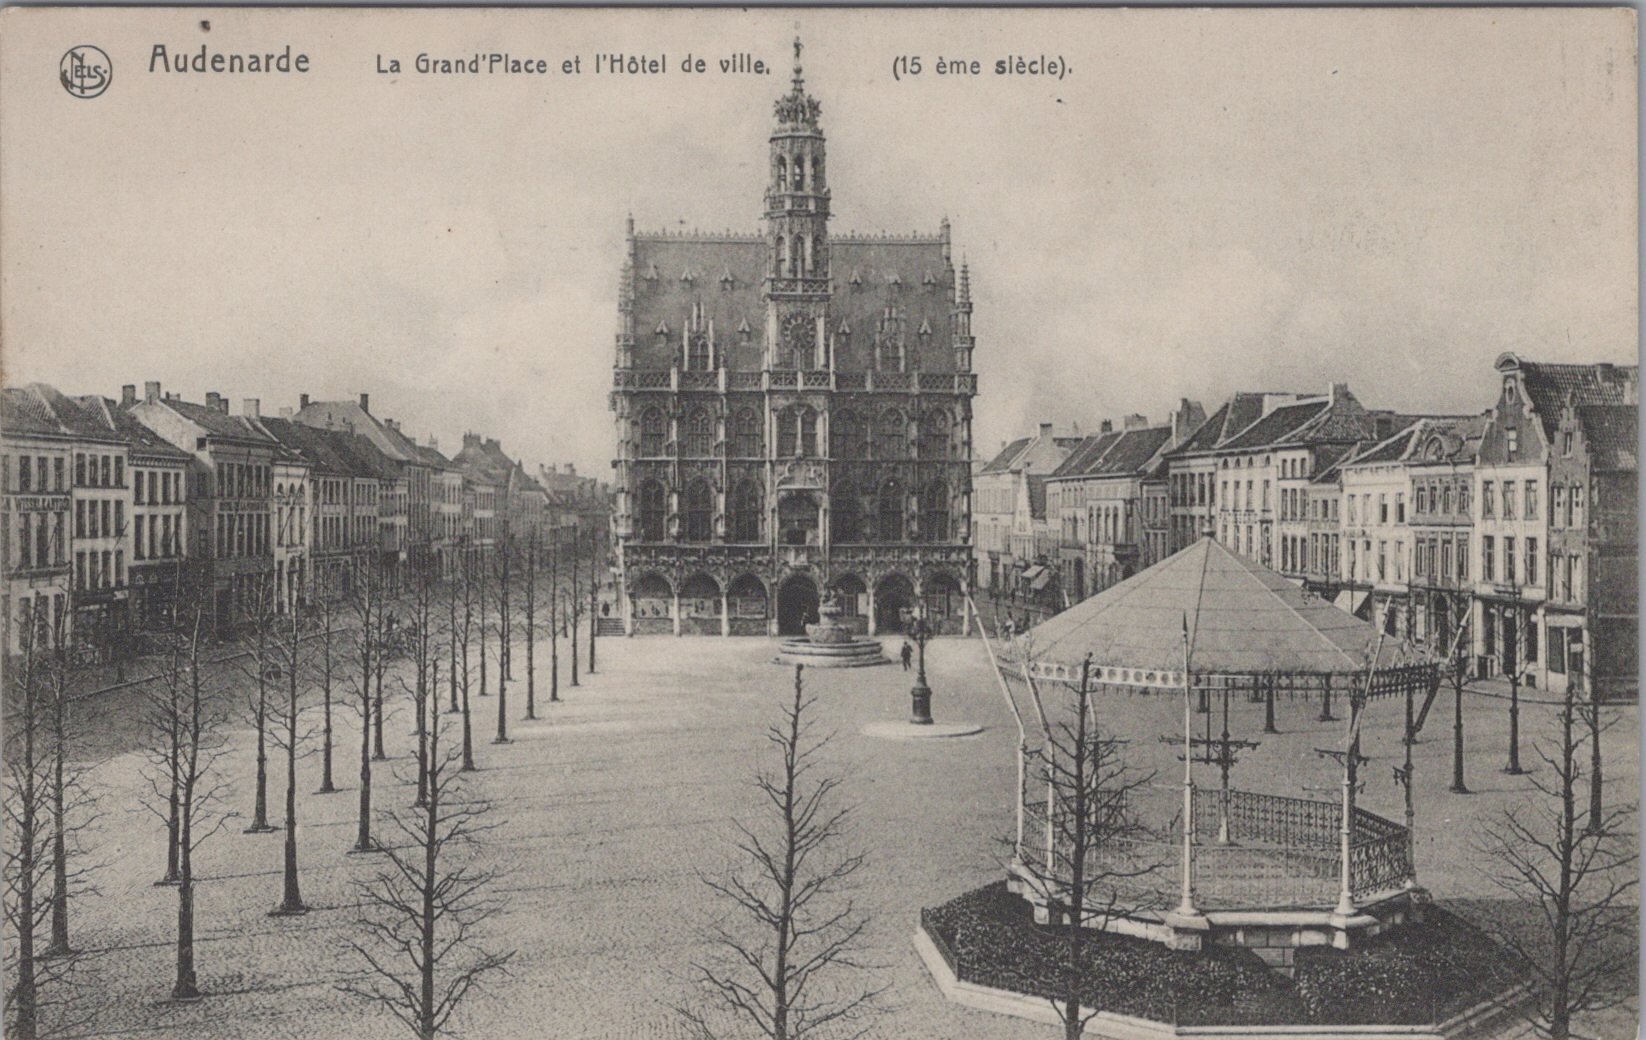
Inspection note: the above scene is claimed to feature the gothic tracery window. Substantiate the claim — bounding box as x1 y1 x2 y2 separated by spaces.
683 479 714 543
683 408 715 457
877 479 905 542
831 480 861 543
687 332 711 372
731 407 763 458
831 409 868 458
875 408 906 459
920 481 949 542
919 411 951 459
729 479 763 542
639 407 666 457
638 479 667 542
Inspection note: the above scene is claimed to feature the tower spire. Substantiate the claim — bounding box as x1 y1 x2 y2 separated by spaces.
793 36 804 92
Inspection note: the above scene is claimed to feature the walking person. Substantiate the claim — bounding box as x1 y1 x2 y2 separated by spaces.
900 640 913 671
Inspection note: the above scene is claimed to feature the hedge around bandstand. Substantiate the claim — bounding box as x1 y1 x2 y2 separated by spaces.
921 882 1528 1027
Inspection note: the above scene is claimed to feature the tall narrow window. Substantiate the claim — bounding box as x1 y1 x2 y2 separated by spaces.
778 408 798 458
878 480 905 542
638 480 667 542
683 408 715 457
729 479 762 542
919 411 951 459
875 409 906 459
731 408 763 458
832 480 860 543
920 481 949 542
831 410 868 458
687 333 711 372
796 408 817 458
639 408 666 457
775 156 788 191
683 480 713 542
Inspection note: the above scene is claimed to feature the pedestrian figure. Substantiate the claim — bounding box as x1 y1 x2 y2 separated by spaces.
900 641 913 671
601 601 610 618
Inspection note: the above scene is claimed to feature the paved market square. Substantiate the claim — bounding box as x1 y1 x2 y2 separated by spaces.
54 633 1641 1039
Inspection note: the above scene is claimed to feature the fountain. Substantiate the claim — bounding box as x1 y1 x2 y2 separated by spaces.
775 588 888 668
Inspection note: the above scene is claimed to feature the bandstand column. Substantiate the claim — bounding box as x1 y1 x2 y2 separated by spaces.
721 588 730 636
866 582 877 635
672 589 681 637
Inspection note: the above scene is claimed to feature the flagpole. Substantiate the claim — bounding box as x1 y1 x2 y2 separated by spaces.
1177 612 1197 917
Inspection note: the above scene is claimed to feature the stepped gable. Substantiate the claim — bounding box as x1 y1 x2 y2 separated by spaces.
1512 356 1639 442
1576 404 1637 471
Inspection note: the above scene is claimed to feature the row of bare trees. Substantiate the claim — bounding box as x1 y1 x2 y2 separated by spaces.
4 523 604 1039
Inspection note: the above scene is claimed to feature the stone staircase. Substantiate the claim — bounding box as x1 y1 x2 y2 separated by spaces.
596 617 625 637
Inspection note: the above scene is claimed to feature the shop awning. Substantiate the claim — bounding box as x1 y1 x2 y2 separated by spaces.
1030 569 1053 591
1019 564 1046 585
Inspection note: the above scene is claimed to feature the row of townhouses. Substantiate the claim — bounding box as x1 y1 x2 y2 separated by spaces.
976 354 1637 701
2 381 611 658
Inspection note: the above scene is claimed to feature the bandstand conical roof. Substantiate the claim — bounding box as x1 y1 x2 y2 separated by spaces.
1022 537 1423 679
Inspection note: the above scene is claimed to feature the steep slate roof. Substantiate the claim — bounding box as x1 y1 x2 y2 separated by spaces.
1343 424 1420 467
328 430 401 481
257 417 360 477
2 384 124 442
1087 426 1172 476
1049 431 1122 478
1218 399 1329 451
980 437 1032 475
628 233 955 373
78 397 193 461
1513 359 1637 442
1019 537 1427 677
1168 392 1299 457
1577 405 1638 472
167 399 275 444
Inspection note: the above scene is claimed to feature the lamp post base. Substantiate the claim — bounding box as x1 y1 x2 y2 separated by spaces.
910 682 933 725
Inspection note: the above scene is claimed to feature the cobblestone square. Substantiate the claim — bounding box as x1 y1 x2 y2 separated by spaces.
38 633 1642 1039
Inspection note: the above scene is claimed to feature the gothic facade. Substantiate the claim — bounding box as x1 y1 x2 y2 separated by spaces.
609 44 977 636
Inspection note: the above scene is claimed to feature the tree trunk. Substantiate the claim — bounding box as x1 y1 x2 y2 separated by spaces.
524 537 536 720
250 675 272 832
277 638 305 913
46 680 72 957
549 546 559 703
174 785 199 1000
570 556 580 688
372 655 387 761
587 533 597 674
420 707 438 1040
14 667 40 1038
320 618 336 794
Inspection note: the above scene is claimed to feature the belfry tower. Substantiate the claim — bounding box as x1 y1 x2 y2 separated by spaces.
766 39 832 370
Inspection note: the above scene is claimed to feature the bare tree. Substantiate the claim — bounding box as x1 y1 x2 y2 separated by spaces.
454 542 477 771
522 529 538 720
316 581 339 795
340 657 513 1038
1008 655 1162 1040
547 533 559 704
400 558 439 809
269 601 310 916
39 599 101 961
235 580 281 835
143 566 190 885
149 589 237 1001
567 526 580 688
585 525 598 676
679 665 882 1040
346 555 389 853
1474 675 1638 1040
5 601 57 1039
491 535 512 745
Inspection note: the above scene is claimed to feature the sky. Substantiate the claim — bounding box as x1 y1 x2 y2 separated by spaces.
2 7 1637 477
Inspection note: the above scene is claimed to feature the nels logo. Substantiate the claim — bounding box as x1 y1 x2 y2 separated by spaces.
60 45 112 98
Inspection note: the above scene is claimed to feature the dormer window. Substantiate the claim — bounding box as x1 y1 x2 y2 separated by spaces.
1503 378 1518 404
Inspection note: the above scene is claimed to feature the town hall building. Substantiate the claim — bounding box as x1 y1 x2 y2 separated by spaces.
609 42 977 636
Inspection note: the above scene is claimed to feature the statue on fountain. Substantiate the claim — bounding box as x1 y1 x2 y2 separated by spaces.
806 588 854 645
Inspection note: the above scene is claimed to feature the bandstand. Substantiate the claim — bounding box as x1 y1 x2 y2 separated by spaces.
991 537 1438 970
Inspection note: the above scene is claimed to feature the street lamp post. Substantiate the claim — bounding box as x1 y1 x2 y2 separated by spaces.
901 604 934 725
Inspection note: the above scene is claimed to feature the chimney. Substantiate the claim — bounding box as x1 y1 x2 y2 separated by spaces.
299 393 310 410
205 392 221 411
243 398 260 419
426 435 438 449
121 384 137 407
359 392 370 413
1124 413 1148 430
1099 420 1113 433
1038 422 1053 440
1329 382 1350 405
144 381 161 404
567 463 576 476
